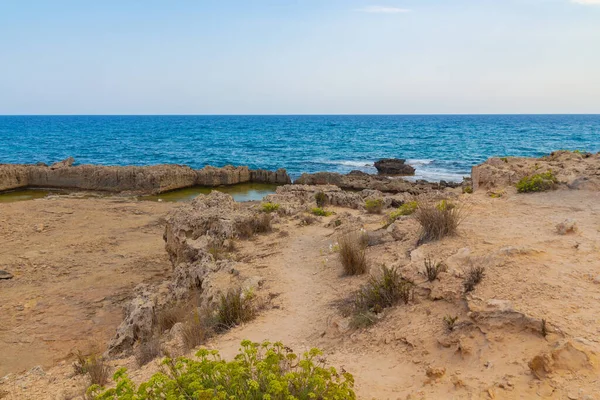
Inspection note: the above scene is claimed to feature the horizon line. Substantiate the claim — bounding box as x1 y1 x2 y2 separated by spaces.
1 113 599 117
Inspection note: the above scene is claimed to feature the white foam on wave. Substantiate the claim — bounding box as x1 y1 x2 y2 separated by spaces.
315 160 375 168
406 159 434 166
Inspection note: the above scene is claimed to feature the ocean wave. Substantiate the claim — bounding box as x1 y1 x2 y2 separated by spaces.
406 159 434 166
312 160 375 168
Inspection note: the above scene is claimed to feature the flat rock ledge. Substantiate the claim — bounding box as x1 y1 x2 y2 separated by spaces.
0 159 291 195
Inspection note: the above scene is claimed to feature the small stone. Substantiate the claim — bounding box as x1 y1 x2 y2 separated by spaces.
425 366 446 380
36 223 45 232
0 270 13 280
568 393 579 400
556 219 577 235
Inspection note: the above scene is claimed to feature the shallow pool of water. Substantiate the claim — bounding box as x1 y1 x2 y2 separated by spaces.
0 189 53 203
144 183 279 202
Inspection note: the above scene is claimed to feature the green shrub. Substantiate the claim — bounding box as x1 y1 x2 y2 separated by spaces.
338 231 368 276
354 265 413 314
415 201 466 243
364 198 384 214
311 207 333 217
462 186 473 194
89 340 356 400
261 202 280 213
315 191 327 207
386 201 418 224
516 171 557 193
422 257 446 282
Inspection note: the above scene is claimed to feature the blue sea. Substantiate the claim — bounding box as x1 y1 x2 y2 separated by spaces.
1 115 599 182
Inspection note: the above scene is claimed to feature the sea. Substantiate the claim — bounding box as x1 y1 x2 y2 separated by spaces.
1 115 599 183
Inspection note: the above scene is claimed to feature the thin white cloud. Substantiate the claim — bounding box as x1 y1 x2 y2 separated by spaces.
355 6 410 13
571 0 600 4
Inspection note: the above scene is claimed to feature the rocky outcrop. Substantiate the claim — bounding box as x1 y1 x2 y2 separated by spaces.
471 151 600 191
0 158 291 194
294 170 450 194
107 192 268 357
374 158 415 176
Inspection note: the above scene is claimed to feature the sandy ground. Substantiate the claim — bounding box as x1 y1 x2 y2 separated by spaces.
0 196 175 377
1 188 600 399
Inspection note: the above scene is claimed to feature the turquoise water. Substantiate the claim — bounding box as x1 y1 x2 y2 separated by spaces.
144 183 279 202
1 115 599 182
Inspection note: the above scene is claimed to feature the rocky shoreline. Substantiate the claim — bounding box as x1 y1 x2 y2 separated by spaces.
0 157 464 196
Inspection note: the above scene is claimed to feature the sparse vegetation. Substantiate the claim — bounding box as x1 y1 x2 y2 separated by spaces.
422 257 446 282
443 315 459 332
181 310 211 351
462 186 473 194
500 157 509 163
365 198 384 214
215 288 257 332
135 336 162 367
541 318 548 338
415 200 466 243
516 171 558 193
315 191 327 207
350 311 378 329
386 200 418 225
156 301 190 332
463 266 485 293
89 341 356 399
354 265 414 315
311 207 333 217
261 202 280 213
73 351 110 387
300 213 317 225
338 231 368 275
236 214 272 238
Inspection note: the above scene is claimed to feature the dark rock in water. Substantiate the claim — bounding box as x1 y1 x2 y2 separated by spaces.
374 159 416 176
0 270 13 280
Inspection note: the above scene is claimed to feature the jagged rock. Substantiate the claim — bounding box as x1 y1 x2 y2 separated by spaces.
264 184 365 214
471 151 600 191
556 219 577 235
374 158 416 176
0 270 13 280
467 298 543 333
106 284 157 357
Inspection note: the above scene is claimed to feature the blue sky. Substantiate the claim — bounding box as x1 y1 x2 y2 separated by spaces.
0 0 599 114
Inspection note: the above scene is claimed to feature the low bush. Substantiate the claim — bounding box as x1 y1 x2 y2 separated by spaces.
215 288 257 332
349 311 378 329
261 202 280 213
73 351 110 387
338 231 368 275
300 213 317 225
422 257 446 282
463 266 485 293
354 265 414 314
414 200 466 243
311 207 333 217
462 186 473 194
364 198 384 214
315 191 327 207
386 201 418 224
516 171 557 193
89 340 356 400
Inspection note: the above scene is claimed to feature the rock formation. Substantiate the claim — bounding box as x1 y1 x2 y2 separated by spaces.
0 158 291 194
374 158 416 176
471 150 600 191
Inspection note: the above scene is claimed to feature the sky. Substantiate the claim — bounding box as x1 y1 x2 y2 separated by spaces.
0 0 599 114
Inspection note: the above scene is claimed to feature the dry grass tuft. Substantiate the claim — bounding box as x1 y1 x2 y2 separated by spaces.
463 265 485 293
443 315 459 332
422 257 446 282
156 302 190 333
135 336 162 366
181 311 211 351
354 265 414 314
73 351 110 386
338 231 368 276
215 288 257 332
415 200 467 243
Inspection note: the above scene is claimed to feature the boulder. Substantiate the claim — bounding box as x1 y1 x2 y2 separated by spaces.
49 157 75 169
374 158 416 176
